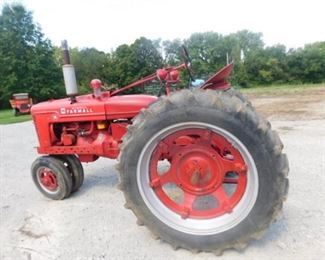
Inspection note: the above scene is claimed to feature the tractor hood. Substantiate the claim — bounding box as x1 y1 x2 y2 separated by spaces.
104 94 158 120
31 93 158 122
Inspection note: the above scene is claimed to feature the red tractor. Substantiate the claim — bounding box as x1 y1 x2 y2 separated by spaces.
30 41 289 254
9 93 33 116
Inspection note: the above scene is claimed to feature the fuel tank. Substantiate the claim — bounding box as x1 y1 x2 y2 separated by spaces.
104 94 158 120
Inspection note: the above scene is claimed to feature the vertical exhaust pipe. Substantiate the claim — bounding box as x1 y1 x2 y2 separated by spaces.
61 40 78 103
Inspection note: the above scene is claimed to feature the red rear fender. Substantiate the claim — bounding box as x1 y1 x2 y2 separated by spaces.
201 63 233 90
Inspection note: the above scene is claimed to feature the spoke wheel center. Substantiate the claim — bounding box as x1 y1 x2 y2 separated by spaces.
147 127 249 220
178 151 222 195
39 170 58 191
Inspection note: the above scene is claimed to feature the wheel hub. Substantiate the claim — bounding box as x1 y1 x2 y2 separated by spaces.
177 150 222 195
39 169 58 191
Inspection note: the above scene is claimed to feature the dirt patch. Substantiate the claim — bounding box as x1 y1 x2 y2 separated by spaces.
18 215 51 240
246 87 325 120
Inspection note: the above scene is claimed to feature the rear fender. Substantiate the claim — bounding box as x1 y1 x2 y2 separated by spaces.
200 63 233 90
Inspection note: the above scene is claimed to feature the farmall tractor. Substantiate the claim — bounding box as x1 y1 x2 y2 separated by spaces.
30 41 289 254
9 93 33 116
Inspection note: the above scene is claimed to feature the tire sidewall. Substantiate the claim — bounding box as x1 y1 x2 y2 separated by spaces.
65 155 84 192
55 155 84 192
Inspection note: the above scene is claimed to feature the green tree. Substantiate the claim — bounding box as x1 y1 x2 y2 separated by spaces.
0 4 62 108
244 44 288 85
287 42 325 83
105 37 163 89
226 30 264 60
68 47 108 93
184 32 227 78
176 31 265 87
225 30 264 86
163 39 183 66
105 43 134 87
130 37 163 80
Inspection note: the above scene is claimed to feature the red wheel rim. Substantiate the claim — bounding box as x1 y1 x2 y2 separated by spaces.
38 167 58 191
149 128 247 219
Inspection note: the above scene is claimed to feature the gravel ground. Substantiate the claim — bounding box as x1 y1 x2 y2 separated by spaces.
1 107 325 259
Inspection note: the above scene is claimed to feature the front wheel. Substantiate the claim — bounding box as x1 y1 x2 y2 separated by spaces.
31 156 73 200
54 155 84 193
118 90 289 253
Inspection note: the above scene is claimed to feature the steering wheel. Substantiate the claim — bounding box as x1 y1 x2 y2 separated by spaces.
181 45 195 82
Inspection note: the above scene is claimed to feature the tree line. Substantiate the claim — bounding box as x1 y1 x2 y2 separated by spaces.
1 4 324 108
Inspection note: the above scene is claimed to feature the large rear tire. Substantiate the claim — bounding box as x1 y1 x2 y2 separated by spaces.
118 89 289 254
225 87 252 107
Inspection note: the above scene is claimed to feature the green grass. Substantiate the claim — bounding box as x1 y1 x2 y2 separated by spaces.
0 109 32 125
239 83 325 96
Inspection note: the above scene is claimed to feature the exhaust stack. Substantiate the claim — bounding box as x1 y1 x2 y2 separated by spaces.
61 40 78 103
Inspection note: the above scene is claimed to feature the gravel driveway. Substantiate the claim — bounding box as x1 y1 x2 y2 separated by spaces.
1 96 324 259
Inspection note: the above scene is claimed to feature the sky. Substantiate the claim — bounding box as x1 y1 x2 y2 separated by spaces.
1 0 325 52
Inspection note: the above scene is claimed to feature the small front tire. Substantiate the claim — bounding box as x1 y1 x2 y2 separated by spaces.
31 156 73 200
54 155 84 192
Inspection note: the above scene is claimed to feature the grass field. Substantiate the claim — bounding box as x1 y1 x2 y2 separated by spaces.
240 83 325 96
0 109 32 125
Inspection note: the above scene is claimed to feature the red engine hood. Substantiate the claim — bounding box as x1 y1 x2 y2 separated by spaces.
104 94 158 119
31 93 157 122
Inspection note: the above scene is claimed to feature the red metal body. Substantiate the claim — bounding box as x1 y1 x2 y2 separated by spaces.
201 63 233 90
31 63 232 162
9 93 33 114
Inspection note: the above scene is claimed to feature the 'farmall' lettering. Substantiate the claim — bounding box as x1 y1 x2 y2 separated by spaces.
60 107 94 115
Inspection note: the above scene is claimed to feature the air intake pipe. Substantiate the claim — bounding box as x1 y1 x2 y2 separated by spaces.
61 40 78 103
